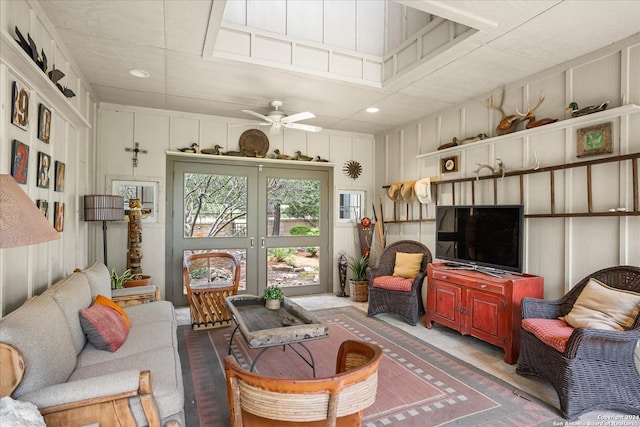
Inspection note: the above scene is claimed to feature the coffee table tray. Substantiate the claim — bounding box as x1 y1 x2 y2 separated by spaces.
226 294 328 348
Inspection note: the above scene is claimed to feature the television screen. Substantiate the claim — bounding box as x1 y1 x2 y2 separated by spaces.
435 205 524 273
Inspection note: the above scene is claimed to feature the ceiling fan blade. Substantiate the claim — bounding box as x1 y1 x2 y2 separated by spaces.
281 111 315 124
242 109 273 123
283 123 322 133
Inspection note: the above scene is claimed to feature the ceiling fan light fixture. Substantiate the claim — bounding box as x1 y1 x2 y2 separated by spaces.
129 69 150 78
366 107 379 113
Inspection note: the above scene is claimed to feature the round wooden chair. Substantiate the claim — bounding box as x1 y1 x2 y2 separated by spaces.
183 252 240 330
224 339 383 427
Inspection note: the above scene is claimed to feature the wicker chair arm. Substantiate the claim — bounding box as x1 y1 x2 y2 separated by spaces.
411 272 427 292
521 297 567 319
564 327 640 359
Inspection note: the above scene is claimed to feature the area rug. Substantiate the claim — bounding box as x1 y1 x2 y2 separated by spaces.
178 306 562 426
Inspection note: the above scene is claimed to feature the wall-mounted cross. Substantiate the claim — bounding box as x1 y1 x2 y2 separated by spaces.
125 142 148 167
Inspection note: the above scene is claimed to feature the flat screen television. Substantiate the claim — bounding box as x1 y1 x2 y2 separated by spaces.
435 205 524 273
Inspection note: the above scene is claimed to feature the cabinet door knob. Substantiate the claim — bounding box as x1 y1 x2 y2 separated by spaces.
480 284 487 288
441 275 448 279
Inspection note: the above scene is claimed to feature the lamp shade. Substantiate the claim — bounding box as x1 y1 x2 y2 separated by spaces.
0 174 60 248
84 195 124 221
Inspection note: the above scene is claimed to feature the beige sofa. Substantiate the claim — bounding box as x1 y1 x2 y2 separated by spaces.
0 262 184 426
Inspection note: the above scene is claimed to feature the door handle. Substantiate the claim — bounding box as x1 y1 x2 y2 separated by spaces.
261 237 265 248
250 237 254 248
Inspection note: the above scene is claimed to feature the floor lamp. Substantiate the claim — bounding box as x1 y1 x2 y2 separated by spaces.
84 195 124 266
0 175 60 248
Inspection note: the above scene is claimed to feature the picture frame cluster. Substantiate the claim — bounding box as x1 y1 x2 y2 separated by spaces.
9 79 64 232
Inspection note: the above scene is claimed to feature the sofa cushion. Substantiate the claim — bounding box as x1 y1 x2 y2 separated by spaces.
560 278 640 331
124 300 177 326
522 318 574 353
393 252 423 279
80 304 129 352
373 275 413 292
0 295 76 398
81 262 112 299
69 347 184 421
94 294 131 328
44 273 92 354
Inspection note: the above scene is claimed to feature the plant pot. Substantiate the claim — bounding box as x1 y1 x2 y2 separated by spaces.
124 275 152 288
265 299 281 310
349 280 369 302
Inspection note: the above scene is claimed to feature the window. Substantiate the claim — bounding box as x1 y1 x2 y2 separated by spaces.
338 190 365 223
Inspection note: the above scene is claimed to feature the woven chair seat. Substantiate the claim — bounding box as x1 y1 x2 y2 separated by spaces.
224 339 383 426
516 265 640 419
367 240 432 326
372 276 413 292
521 318 573 353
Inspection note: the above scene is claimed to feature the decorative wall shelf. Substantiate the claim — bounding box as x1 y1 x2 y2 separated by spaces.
0 28 90 129
166 151 335 168
385 152 640 223
416 104 640 159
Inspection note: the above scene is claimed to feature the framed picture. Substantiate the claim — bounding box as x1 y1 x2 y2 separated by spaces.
54 161 65 192
441 155 459 173
54 202 64 232
37 200 49 218
11 81 30 130
37 152 51 189
11 140 29 184
38 104 51 143
577 122 612 157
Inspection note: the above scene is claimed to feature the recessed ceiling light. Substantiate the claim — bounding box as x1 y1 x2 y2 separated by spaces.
129 69 150 78
366 107 379 113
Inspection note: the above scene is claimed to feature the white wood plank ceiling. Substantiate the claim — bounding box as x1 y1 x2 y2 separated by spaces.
36 0 640 135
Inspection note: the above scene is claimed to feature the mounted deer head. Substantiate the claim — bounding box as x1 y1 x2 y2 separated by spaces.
483 86 525 136
516 92 558 129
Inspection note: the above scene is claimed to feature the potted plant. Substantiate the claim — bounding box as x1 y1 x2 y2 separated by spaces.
263 285 284 310
348 254 370 302
111 268 133 289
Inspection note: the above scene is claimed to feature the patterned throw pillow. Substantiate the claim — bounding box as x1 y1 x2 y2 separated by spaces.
93 294 131 329
79 304 128 352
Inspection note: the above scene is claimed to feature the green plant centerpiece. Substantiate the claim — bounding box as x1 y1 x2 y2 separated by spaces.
263 285 284 310
110 268 133 289
348 254 370 302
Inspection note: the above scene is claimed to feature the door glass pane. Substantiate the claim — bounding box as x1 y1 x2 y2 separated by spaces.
267 246 319 289
183 249 247 294
183 173 247 238
267 178 320 236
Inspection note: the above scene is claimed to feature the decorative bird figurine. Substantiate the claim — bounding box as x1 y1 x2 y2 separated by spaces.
201 144 222 155
516 92 558 129
313 156 329 162
294 151 313 161
178 143 199 153
483 86 526 136
566 101 609 117
273 149 292 160
222 150 243 156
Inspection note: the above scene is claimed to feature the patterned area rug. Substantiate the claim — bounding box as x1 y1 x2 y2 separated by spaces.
178 306 562 426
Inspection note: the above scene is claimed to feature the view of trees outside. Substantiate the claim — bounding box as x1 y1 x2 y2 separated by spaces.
183 173 321 289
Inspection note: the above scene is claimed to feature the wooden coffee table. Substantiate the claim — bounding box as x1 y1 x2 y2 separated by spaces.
225 295 328 376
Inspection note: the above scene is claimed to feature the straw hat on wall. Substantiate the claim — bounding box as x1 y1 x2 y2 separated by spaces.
401 181 416 203
415 177 432 204
387 183 402 201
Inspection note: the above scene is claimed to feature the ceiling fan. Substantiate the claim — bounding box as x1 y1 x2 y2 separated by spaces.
242 100 322 134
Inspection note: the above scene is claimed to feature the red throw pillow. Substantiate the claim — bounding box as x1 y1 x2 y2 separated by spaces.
94 294 131 329
80 304 129 352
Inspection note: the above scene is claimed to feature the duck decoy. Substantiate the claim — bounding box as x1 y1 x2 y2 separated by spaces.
460 133 488 144
483 86 526 136
273 149 292 160
313 156 329 162
566 101 609 117
178 143 199 153
516 92 558 129
294 151 313 161
201 144 222 155
222 150 243 156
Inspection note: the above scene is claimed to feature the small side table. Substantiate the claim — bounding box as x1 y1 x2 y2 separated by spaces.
111 285 160 308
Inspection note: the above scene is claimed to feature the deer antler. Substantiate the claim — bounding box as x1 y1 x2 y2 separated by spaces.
483 86 506 118
516 91 546 117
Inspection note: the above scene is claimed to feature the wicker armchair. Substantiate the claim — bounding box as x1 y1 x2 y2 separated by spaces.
516 266 640 419
367 240 432 326
224 339 383 427
183 252 240 330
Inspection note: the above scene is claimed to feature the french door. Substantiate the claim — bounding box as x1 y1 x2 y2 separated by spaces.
166 158 332 306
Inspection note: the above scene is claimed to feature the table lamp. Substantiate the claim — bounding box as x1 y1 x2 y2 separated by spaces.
0 174 60 248
84 195 124 266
